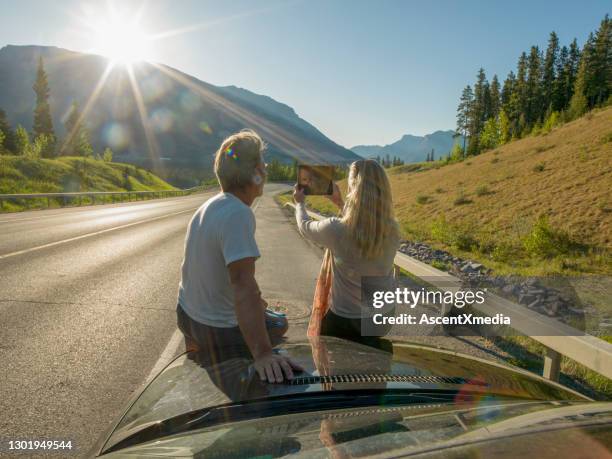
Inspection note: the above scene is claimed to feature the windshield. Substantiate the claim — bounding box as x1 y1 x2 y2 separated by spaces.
108 399 612 457
1 2 610 459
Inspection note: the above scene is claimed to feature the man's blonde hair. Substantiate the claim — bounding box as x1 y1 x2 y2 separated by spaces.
214 129 264 191
341 159 399 259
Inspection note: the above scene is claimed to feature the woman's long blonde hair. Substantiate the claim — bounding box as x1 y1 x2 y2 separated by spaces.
341 159 399 259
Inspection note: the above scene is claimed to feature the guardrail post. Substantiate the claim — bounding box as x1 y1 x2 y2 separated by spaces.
543 347 561 382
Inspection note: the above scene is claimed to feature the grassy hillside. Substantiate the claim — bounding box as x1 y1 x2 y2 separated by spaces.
301 107 612 276
0 156 176 212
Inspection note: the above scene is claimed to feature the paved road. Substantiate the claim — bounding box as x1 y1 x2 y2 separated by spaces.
0 183 323 457
0 183 510 457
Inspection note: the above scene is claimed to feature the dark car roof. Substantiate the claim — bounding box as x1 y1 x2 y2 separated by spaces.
99 336 587 455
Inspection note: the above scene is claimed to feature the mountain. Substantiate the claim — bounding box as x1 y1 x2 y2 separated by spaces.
352 130 461 163
0 45 359 185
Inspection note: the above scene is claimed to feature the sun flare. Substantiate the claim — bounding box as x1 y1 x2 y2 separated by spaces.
92 16 150 64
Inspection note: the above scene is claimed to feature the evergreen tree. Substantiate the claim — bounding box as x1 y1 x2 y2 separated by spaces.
32 57 56 157
489 74 501 120
0 130 5 154
589 14 611 106
579 32 598 108
63 101 93 157
568 57 589 119
468 68 488 155
542 31 560 113
501 71 515 107
482 79 492 121
456 85 473 152
553 45 569 111
503 53 530 138
566 38 582 104
0 109 16 153
63 101 81 154
525 46 543 127
501 71 519 138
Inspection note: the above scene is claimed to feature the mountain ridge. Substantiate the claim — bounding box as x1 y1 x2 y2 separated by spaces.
352 129 461 163
0 44 359 185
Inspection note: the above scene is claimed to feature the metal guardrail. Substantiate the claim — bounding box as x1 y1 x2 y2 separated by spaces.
0 187 207 212
285 201 612 383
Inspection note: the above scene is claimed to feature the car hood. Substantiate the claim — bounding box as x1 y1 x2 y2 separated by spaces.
99 336 587 455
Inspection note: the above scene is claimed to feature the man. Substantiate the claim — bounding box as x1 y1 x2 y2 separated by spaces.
176 129 302 383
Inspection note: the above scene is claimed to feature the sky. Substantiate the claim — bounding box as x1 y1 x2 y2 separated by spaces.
0 0 609 148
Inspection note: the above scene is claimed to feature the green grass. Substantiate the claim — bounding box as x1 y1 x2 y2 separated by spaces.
0 156 177 212
415 193 431 205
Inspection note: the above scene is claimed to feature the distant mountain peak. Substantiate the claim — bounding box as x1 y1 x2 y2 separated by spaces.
351 130 462 163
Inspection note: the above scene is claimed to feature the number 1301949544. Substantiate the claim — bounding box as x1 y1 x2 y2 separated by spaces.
4 439 73 452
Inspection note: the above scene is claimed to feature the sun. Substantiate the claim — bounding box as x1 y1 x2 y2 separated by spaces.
92 16 150 64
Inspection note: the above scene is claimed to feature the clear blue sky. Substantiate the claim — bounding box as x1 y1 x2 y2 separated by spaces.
1 0 609 147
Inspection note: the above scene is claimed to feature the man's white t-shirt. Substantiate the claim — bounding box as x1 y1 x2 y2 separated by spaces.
178 192 260 327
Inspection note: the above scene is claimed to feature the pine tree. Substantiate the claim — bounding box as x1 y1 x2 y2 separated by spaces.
456 85 473 152
589 14 611 106
0 109 16 153
525 46 543 127
63 101 80 155
514 52 529 136
468 68 488 155
32 57 56 157
489 75 501 120
579 32 598 109
553 45 569 111
501 72 519 138
542 31 559 113
566 39 582 103
482 79 492 121
501 71 515 107
568 57 589 119
63 101 93 157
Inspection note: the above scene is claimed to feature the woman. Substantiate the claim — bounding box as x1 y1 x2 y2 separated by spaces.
293 159 400 348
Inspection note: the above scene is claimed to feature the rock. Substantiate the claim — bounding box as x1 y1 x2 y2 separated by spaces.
527 299 542 309
460 263 474 273
546 301 560 315
518 294 536 305
526 288 545 296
